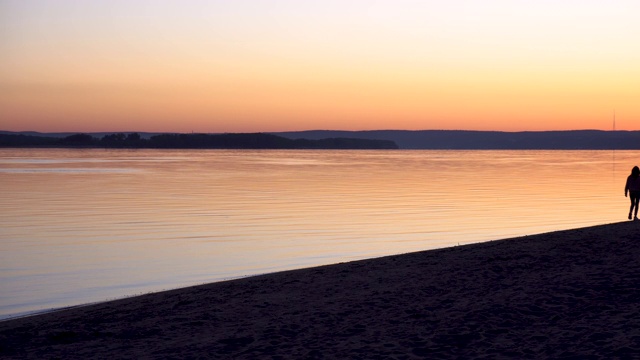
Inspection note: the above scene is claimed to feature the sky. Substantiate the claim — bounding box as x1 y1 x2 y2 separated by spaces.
1 0 639 133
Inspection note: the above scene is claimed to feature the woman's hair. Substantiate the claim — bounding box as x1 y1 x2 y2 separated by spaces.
632 166 640 177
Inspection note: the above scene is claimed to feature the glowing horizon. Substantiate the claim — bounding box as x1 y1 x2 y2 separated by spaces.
1 1 639 133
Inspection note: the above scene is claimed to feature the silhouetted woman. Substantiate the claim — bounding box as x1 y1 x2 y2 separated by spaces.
625 166 640 220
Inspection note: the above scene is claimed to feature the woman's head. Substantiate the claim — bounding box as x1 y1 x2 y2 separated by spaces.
633 166 640 177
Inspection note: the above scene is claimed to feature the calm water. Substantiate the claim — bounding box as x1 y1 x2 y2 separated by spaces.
0 149 635 319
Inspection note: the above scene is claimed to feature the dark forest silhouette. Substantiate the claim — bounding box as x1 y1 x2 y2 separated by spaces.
0 132 399 150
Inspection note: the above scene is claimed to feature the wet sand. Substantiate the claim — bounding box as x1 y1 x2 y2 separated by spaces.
1 221 639 359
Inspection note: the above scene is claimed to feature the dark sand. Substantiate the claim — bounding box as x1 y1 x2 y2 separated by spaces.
1 222 639 359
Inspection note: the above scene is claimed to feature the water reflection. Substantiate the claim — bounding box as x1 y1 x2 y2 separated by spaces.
0 149 635 318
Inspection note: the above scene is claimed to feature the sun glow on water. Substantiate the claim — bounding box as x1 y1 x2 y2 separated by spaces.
0 148 635 318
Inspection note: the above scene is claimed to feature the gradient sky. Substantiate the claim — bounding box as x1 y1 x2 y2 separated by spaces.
1 0 639 133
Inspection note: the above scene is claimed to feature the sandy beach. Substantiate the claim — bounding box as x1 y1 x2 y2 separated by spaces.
1 221 639 359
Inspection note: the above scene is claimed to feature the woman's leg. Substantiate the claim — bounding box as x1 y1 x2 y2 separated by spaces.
632 192 640 219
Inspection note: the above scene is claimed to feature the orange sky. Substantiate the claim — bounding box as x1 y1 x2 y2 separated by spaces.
1 1 639 133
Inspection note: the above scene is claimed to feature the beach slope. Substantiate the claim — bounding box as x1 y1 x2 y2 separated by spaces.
1 222 639 359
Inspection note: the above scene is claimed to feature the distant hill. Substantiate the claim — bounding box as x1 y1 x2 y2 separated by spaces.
0 132 398 150
273 130 640 150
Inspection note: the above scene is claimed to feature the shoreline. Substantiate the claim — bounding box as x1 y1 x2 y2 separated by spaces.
1 221 639 358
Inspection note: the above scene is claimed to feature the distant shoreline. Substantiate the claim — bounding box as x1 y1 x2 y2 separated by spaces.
2 129 639 149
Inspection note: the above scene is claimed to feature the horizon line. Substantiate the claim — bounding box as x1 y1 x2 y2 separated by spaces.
2 128 639 135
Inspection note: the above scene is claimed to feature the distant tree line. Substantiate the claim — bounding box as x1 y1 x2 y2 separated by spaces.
0 132 399 150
